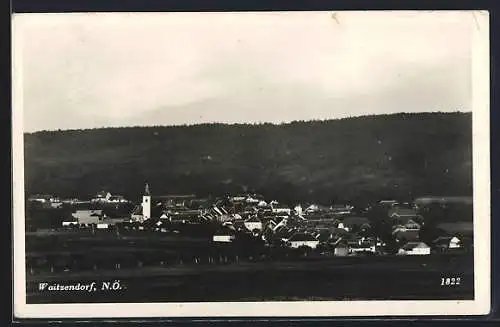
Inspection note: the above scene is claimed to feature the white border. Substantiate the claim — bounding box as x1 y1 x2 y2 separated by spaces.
12 11 491 318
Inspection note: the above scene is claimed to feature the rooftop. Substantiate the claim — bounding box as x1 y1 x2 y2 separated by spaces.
288 233 318 242
401 242 429 250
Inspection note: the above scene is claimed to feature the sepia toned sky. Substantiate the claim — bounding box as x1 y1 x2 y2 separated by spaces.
14 11 476 132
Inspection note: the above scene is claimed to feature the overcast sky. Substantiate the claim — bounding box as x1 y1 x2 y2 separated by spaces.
14 11 476 132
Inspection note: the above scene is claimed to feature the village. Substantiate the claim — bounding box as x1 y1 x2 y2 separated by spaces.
26 183 474 261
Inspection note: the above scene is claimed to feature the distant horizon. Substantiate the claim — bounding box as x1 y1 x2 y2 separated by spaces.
24 110 471 134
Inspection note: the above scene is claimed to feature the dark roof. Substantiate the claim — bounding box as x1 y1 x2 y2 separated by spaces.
432 236 458 245
331 227 349 235
109 195 125 200
389 208 417 217
315 230 332 242
245 216 261 223
393 216 422 225
393 229 420 241
214 227 236 235
153 195 197 199
342 216 370 227
273 204 290 209
288 233 318 242
436 222 473 234
401 242 429 250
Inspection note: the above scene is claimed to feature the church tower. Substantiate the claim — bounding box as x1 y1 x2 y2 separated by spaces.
142 183 151 220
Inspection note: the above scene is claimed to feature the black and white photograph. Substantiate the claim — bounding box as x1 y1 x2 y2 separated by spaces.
12 10 490 318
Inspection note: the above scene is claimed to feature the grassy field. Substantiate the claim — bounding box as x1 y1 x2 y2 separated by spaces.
26 253 474 303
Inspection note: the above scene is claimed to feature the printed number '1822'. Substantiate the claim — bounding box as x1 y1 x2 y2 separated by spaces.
441 277 461 286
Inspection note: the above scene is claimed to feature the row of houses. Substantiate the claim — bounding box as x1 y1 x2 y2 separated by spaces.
37 186 473 259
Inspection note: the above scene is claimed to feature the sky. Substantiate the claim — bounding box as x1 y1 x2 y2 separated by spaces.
14 11 477 132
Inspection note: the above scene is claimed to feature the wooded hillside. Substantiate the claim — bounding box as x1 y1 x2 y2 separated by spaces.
24 112 472 205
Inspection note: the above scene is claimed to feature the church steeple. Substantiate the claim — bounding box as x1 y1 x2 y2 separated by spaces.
142 182 151 220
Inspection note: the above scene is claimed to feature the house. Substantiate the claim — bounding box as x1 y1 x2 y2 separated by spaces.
278 227 298 242
341 235 377 254
334 243 349 256
28 194 52 203
213 228 236 243
393 229 420 242
392 216 422 231
244 216 263 232
398 242 431 255
378 200 398 207
336 222 349 231
341 216 371 231
433 236 462 252
331 227 349 240
231 219 246 232
230 195 247 203
349 243 376 255
62 217 78 227
108 195 128 203
245 196 261 204
153 194 197 209
72 210 103 225
272 217 288 232
255 200 267 207
294 204 303 216
287 233 320 249
168 210 203 223
97 223 109 229
331 204 353 215
304 204 331 214
91 191 112 203
241 205 259 216
388 207 419 219
271 203 291 215
313 229 333 243
305 204 320 213
28 194 62 208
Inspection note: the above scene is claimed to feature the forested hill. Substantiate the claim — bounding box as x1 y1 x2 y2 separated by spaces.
24 112 472 205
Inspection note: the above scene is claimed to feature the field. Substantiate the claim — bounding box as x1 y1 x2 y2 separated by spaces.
25 230 474 303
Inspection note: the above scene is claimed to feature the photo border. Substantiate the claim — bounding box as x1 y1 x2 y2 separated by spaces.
11 10 492 319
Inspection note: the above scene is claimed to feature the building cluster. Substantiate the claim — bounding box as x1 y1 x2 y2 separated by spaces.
29 184 472 256
27 183 474 258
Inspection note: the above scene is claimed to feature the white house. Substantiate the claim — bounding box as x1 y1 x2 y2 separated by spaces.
62 219 78 227
29 194 58 203
398 242 431 255
433 236 462 251
97 223 109 229
72 210 103 225
257 200 268 207
271 203 291 215
287 233 320 249
337 222 349 231
213 234 235 243
108 195 128 203
305 204 319 213
244 217 263 232
294 204 303 216
448 236 461 248
91 191 112 203
245 196 260 204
